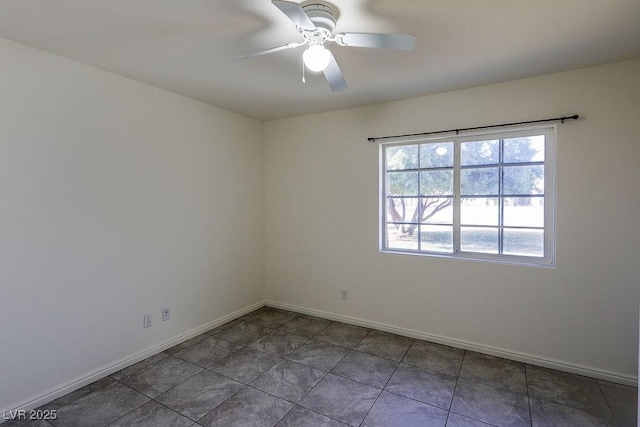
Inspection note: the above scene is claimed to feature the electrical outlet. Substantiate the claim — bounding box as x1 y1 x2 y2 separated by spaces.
341 290 348 300
144 314 152 328
162 308 170 321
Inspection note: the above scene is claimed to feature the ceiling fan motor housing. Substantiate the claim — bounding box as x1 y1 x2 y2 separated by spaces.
302 2 338 40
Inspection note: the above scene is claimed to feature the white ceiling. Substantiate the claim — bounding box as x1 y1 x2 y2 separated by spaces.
1 0 639 121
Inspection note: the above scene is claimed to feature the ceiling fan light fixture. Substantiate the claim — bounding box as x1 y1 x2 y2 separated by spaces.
248 1 414 91
303 44 331 72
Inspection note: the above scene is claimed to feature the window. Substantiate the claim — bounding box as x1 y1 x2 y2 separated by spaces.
380 125 555 266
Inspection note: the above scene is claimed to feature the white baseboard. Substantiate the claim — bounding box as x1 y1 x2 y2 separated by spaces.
266 300 638 387
3 301 265 417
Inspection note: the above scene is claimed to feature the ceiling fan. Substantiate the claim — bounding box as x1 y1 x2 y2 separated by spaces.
240 0 416 92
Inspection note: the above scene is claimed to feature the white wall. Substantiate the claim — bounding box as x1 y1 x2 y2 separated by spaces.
0 38 264 411
264 59 640 383
1 36 638 412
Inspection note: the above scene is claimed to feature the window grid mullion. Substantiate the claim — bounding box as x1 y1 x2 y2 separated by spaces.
453 139 461 254
417 148 422 251
498 139 504 254
383 147 389 249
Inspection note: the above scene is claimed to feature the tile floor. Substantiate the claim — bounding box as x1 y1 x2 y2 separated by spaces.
5 307 637 427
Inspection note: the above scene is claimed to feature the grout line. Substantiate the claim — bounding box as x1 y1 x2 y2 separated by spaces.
151 400 196 423
445 349 466 426
105 382 156 426
294 404 349 426
524 364 533 426
357 347 406 426
356 389 383 426
527 365 622 422
192 383 249 425
291 366 331 409
595 380 621 426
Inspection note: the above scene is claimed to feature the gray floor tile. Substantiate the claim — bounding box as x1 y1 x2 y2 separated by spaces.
354 330 414 362
459 352 527 394
3 420 56 427
385 363 456 409
313 323 369 349
250 360 325 403
450 379 530 427
331 350 398 389
165 335 209 355
403 340 465 377
362 391 448 426
215 322 270 346
526 364 612 418
0 416 23 427
51 382 149 427
205 317 247 336
530 397 617 426
276 406 348 426
249 330 308 358
245 310 298 330
446 412 494 426
174 336 242 368
120 356 203 398
277 315 332 338
25 421 56 427
244 306 270 317
111 352 169 381
209 348 281 384
38 376 116 410
299 374 381 426
597 379 637 390
599 382 637 426
22 309 639 427
107 401 193 427
156 370 243 420
197 386 293 427
616 417 639 427
286 340 350 372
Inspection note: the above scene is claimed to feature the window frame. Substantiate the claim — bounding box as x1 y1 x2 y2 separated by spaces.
379 124 556 267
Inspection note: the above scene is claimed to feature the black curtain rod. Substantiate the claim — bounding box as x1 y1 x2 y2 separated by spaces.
367 115 579 142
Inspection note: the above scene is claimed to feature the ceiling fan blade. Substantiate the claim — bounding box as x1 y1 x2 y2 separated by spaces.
272 0 316 32
323 52 347 92
335 32 416 51
235 42 305 60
